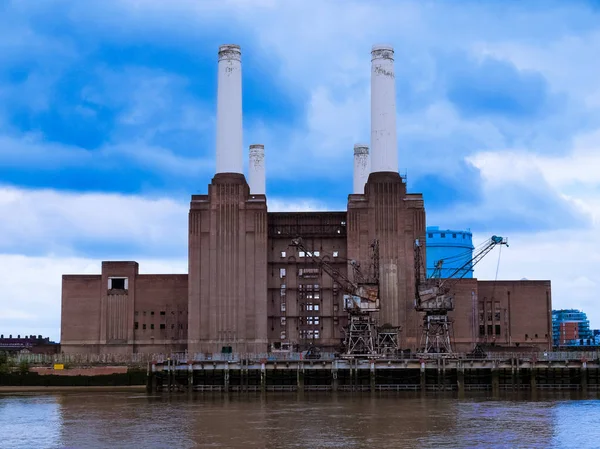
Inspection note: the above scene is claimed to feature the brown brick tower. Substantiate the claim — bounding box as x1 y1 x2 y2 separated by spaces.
347 46 426 350
187 45 268 354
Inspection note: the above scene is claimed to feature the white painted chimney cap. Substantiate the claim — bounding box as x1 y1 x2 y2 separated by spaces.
372 44 394 52
354 144 369 155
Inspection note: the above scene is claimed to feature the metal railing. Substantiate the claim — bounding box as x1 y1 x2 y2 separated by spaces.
5 350 599 367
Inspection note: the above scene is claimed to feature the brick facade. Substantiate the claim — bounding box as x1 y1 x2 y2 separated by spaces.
60 178 552 354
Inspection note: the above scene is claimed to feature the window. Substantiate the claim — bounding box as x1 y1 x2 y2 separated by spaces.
281 303 286 312
487 325 492 335
334 304 339 312
479 325 485 336
151 311 155 316
440 233 446 238
307 304 313 311
314 251 320 257
333 251 339 258
108 277 128 290
160 324 166 330
281 251 286 258
334 317 339 324
143 324 147 330
452 234 457 238
134 322 139 330
160 311 166 316
299 251 305 257
280 317 286 326
150 324 155 330
314 317 320 325
314 293 320 300
280 268 286 278
314 330 320 339
171 324 175 329
495 325 501 336
428 233 433 238
314 304 320 312
280 331 286 340
307 317 314 325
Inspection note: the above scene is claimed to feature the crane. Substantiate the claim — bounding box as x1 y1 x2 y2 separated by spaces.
414 235 508 354
290 237 391 357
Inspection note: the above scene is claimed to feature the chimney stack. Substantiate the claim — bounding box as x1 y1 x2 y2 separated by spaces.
216 44 243 174
370 45 398 174
249 144 265 194
353 144 370 194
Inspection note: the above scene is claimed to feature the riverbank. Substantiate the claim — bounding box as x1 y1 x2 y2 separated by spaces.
0 385 147 393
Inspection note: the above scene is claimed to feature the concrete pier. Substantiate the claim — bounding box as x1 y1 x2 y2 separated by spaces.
146 354 600 393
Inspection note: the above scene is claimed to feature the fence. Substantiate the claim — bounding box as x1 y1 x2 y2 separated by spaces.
6 350 599 366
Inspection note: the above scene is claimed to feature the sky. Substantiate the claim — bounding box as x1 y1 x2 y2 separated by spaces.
1 0 599 341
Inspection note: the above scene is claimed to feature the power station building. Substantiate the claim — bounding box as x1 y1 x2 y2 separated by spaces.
60 44 553 355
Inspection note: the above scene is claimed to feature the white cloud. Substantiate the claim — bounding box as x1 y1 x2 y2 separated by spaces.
464 129 600 327
0 254 187 341
0 186 334 340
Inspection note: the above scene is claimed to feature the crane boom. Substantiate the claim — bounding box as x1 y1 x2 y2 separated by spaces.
290 237 379 313
416 235 508 312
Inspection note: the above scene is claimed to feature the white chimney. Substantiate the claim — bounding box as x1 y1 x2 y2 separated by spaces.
249 144 265 194
353 144 370 194
370 45 398 173
216 44 243 174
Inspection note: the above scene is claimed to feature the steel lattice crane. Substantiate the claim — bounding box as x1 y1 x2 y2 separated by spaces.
414 235 508 354
290 238 395 357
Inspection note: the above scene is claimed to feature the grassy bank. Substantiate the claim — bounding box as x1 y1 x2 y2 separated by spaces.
0 369 147 389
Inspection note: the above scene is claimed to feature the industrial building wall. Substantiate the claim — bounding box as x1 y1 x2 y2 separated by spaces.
188 173 268 354
267 212 349 351
447 278 479 353
347 173 426 351
61 264 189 354
133 274 188 353
477 280 552 350
61 275 102 354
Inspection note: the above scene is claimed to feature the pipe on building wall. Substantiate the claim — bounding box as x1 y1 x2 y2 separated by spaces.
353 144 370 194
249 144 265 195
370 45 398 174
216 44 243 174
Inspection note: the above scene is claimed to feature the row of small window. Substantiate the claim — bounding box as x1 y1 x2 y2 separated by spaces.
479 325 501 336
479 312 502 322
280 303 321 312
134 322 185 330
279 251 339 258
428 233 467 239
135 311 185 317
279 330 321 340
279 317 321 325
279 283 320 291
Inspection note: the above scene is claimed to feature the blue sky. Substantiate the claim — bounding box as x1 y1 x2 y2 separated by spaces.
1 0 599 339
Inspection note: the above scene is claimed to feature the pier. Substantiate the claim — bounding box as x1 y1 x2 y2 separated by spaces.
147 351 600 394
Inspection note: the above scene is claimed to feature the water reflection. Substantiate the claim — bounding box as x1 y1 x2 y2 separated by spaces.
0 391 599 448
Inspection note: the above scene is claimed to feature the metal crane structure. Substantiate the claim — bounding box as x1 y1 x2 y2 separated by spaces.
414 235 508 355
290 238 396 357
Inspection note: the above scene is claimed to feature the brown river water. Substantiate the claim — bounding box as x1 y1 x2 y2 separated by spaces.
1 391 599 448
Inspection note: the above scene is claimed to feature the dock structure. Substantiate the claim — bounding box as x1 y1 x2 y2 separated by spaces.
147 351 600 394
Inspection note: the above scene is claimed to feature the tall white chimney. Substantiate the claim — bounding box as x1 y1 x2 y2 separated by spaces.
249 144 265 194
353 144 370 194
370 45 398 173
216 44 243 174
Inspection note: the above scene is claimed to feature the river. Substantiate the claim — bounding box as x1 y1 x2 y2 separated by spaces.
0 391 599 448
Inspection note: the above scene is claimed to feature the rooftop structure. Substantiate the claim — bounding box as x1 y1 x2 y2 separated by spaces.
426 226 475 279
